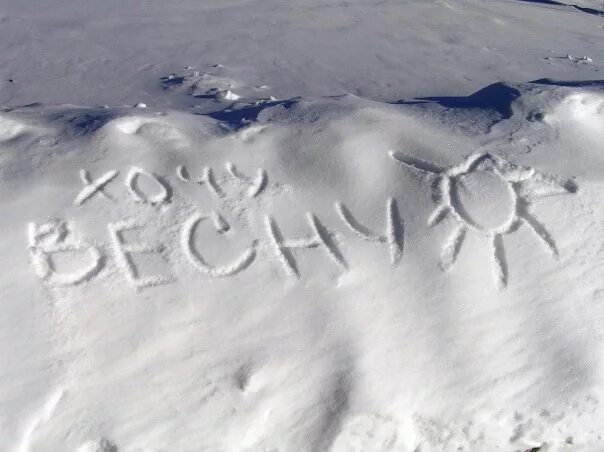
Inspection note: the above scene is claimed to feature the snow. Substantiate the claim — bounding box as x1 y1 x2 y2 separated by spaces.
1 0 603 108
1 0 604 451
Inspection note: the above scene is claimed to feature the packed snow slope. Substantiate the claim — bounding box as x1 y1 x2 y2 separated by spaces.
2 79 604 452
1 1 604 452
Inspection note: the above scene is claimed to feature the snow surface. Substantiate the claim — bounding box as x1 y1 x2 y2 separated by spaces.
1 1 604 451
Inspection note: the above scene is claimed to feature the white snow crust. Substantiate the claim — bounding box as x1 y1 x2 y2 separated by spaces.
1 1 604 451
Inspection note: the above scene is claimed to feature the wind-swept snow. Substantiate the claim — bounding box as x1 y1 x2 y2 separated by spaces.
1 81 603 451
0 0 603 108
1 0 604 451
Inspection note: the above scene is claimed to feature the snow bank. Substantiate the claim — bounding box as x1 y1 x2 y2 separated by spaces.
1 80 603 451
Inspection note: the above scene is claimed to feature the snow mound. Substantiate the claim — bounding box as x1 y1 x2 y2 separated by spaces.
545 91 604 132
0 115 27 142
76 439 117 452
1 81 604 451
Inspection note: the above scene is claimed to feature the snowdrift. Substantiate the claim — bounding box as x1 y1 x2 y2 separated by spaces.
1 80 604 451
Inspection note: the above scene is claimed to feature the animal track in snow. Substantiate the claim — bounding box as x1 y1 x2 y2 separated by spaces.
390 150 577 288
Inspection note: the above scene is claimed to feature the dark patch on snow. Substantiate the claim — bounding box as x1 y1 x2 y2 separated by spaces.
516 0 603 16
160 75 186 89
3 104 119 136
393 82 521 128
415 83 520 119
202 98 298 130
63 109 119 136
531 78 604 88
2 102 43 112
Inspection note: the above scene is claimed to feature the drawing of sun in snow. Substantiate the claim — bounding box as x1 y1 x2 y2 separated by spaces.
389 151 577 288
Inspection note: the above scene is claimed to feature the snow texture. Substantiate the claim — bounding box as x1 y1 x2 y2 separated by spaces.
1 0 604 451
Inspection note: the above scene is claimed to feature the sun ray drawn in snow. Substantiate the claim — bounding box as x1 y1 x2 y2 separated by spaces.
389 150 577 288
